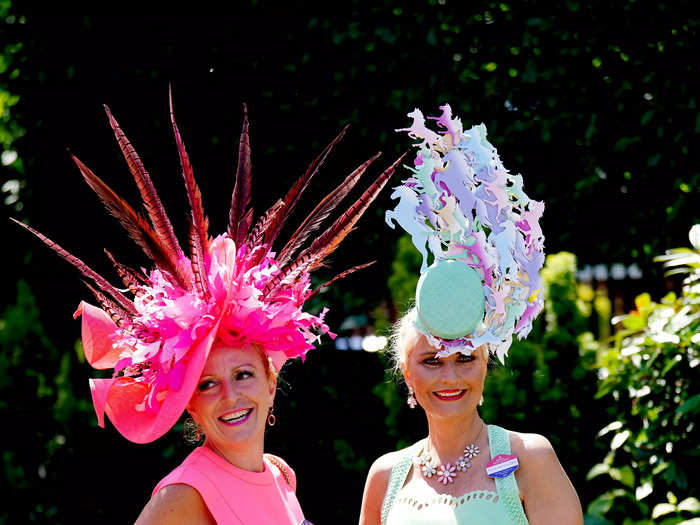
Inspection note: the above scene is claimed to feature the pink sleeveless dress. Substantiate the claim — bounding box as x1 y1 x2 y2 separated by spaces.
153 446 307 524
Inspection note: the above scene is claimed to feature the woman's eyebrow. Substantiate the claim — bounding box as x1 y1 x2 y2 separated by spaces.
230 363 256 371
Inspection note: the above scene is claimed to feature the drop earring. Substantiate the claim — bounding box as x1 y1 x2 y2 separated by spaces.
407 386 417 409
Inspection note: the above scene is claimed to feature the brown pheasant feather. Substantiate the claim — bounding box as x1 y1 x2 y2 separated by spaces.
70 153 191 290
262 250 314 297
306 261 376 299
228 104 252 244
103 105 183 259
83 281 132 327
169 88 210 260
264 152 406 297
10 218 137 315
103 249 148 297
303 152 407 269
277 151 382 266
188 221 211 300
259 125 349 249
246 199 284 251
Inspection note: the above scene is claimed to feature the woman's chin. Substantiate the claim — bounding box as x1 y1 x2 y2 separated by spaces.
208 419 265 449
423 396 478 419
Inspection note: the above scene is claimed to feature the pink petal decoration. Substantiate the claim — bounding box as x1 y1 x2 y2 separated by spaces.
89 377 117 428
76 301 122 369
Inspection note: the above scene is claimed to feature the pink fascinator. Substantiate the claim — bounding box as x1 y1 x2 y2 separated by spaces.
14 90 403 443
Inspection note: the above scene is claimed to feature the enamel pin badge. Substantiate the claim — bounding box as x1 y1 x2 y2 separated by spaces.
486 454 519 478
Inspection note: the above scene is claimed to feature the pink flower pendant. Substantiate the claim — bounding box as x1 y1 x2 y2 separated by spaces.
437 463 456 484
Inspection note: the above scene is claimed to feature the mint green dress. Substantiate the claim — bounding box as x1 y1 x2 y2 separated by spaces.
381 425 529 525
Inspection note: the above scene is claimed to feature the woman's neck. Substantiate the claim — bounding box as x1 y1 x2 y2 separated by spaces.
425 412 485 462
204 439 265 472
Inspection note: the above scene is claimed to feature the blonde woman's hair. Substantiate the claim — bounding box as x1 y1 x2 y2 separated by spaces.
387 308 492 381
387 307 423 380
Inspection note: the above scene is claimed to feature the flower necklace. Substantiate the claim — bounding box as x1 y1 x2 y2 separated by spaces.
418 422 485 485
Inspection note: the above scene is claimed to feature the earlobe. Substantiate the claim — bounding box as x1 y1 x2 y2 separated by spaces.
401 363 410 384
186 408 198 425
268 376 277 399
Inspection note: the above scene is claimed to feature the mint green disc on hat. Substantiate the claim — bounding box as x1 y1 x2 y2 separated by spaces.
415 260 485 340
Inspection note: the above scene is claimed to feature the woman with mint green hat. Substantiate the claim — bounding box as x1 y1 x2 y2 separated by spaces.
360 105 582 525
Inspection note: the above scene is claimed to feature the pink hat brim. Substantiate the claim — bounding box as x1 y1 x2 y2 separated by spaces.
88 318 220 444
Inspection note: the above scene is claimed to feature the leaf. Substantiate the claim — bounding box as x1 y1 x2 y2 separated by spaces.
582 516 613 525
677 519 700 525
689 225 700 250
586 490 625 518
618 465 635 488
635 292 652 311
655 248 695 261
660 254 700 267
636 482 653 500
653 503 677 519
595 379 618 399
676 394 700 418
660 518 687 525
598 421 623 437
677 498 700 513
661 356 683 376
587 495 614 518
622 315 645 330
652 462 670 475
611 430 631 450
586 463 610 480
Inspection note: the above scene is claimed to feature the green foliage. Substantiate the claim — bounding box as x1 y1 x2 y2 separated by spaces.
0 0 26 213
0 280 92 522
387 234 422 314
586 225 700 524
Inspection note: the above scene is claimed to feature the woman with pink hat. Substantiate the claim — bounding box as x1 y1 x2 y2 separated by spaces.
16 92 403 524
360 105 582 525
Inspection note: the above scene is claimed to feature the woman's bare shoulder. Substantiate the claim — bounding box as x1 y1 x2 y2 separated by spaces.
360 443 422 525
501 428 583 525
507 429 557 462
134 483 215 525
368 448 407 480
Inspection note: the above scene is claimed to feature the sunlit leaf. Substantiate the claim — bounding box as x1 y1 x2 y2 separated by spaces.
622 315 645 330
611 430 630 450
636 482 654 500
689 225 700 250
677 498 700 513
597 421 623 437
587 463 610 479
653 503 678 519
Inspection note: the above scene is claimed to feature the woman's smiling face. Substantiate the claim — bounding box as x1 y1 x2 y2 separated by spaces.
187 344 276 453
404 336 487 420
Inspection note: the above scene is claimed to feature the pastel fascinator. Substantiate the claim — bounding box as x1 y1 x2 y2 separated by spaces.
386 104 545 362
14 91 403 443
